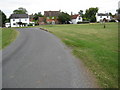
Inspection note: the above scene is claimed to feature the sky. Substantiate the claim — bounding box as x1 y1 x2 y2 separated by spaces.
0 0 120 18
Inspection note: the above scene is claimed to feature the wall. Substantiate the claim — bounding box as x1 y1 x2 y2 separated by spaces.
10 18 29 27
96 15 111 22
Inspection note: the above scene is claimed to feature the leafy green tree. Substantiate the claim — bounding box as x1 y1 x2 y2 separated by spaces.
78 10 83 17
116 8 120 14
33 12 43 21
58 12 71 24
0 10 7 27
84 7 99 22
13 7 27 14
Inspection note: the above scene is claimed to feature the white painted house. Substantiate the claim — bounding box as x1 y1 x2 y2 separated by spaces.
10 14 29 27
71 14 82 24
5 23 10 28
96 13 111 22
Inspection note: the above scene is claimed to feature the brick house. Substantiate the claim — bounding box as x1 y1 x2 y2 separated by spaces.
38 17 46 25
44 11 61 24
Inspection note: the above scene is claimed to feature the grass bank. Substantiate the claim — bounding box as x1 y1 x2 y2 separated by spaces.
0 28 19 49
41 23 118 88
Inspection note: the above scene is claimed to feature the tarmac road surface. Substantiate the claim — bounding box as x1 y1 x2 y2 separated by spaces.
2 28 97 88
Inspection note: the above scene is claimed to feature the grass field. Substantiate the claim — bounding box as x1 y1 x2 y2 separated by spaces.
0 28 19 49
41 23 118 88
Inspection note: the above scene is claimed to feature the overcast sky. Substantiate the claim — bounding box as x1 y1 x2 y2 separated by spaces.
0 0 120 18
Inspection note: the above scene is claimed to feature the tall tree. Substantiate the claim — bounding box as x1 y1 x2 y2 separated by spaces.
33 12 43 21
84 7 98 22
78 10 83 16
13 7 27 14
0 10 7 27
58 12 71 24
116 8 120 14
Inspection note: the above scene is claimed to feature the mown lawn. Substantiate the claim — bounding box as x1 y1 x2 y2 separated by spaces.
41 23 118 88
0 28 19 49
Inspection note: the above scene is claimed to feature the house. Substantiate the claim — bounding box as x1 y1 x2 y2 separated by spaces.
71 14 82 24
10 14 29 27
29 14 34 22
38 17 46 25
44 11 61 24
114 13 120 22
5 23 10 28
96 13 111 22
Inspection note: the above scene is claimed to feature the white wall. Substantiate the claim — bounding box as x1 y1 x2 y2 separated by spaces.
10 18 29 27
71 16 82 24
71 19 77 24
96 15 111 22
5 23 10 27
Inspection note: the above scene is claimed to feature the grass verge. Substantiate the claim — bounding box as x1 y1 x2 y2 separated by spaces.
41 23 118 88
0 28 19 49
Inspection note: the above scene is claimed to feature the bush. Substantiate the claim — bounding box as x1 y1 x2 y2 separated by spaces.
109 20 116 22
28 23 33 26
77 21 90 24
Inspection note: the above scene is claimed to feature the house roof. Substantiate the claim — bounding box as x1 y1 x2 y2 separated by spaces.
71 14 80 19
10 14 29 19
97 13 109 16
29 14 34 19
44 11 60 17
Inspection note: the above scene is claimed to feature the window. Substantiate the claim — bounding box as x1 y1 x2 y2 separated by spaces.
13 19 15 21
107 15 108 18
25 19 27 21
13 23 16 25
52 17 54 19
79 17 81 20
19 19 21 22
100 16 102 18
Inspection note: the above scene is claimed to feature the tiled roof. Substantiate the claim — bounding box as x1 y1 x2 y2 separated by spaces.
44 11 60 17
10 14 29 19
71 14 80 19
97 13 109 16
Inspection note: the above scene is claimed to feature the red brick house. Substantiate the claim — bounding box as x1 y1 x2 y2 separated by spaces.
44 11 61 24
38 17 46 25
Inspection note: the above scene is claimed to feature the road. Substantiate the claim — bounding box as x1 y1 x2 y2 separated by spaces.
2 28 97 88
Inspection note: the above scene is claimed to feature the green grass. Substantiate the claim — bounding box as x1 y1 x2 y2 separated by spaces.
41 23 118 88
0 28 19 49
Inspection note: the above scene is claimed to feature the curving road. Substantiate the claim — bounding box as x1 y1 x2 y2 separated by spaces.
2 28 97 88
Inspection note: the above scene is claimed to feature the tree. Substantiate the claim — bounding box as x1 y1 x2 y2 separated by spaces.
78 10 83 16
58 12 71 24
0 10 7 27
33 12 43 21
13 7 27 14
116 8 120 14
84 7 99 22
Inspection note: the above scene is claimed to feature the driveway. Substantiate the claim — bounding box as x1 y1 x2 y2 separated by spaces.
2 28 97 88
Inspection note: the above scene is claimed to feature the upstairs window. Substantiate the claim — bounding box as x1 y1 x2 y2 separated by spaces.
100 16 102 18
13 19 15 21
52 17 54 19
19 19 21 22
